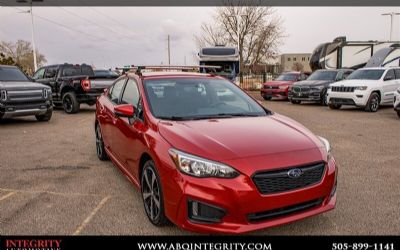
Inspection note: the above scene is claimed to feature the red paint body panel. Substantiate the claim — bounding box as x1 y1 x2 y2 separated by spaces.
96 72 337 234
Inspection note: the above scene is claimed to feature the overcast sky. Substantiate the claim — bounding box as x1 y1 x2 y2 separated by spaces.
0 6 400 69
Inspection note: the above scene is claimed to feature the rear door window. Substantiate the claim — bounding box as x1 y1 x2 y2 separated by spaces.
394 69 400 79
384 69 395 80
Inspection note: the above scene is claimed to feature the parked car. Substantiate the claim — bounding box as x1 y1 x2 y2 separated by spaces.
328 67 400 112
94 69 120 79
33 64 116 114
0 65 52 121
394 87 400 118
260 71 309 100
95 67 337 234
289 69 353 106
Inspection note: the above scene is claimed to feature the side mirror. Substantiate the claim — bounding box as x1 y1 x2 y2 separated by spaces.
114 104 135 118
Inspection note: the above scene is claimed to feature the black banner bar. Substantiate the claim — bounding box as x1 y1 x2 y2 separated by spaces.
1 236 399 250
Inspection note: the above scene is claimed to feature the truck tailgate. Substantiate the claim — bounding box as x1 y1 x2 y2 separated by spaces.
90 79 115 90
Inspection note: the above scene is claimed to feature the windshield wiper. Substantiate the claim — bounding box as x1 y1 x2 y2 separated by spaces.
157 116 188 121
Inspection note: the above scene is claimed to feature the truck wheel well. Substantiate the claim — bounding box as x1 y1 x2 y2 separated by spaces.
61 86 75 97
371 90 381 101
139 153 152 181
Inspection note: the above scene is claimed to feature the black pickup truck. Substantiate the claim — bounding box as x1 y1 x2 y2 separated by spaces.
0 65 53 121
33 64 117 114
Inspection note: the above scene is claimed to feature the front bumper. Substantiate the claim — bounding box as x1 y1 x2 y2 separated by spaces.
260 88 288 99
289 90 321 102
327 91 368 107
164 157 337 234
0 101 52 119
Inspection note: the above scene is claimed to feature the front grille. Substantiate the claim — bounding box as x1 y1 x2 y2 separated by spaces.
252 162 325 195
292 86 310 93
247 198 324 223
331 86 355 92
264 85 278 89
7 89 44 102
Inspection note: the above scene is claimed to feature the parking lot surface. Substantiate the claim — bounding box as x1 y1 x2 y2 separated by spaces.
0 94 399 235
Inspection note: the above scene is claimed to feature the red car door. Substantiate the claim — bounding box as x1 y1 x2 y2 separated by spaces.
112 78 145 180
100 77 127 156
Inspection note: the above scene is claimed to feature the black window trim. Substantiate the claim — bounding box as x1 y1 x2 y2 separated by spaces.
108 77 128 105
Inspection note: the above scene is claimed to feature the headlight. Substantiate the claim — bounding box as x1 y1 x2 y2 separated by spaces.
318 136 332 161
1 90 7 101
168 149 239 178
355 86 368 91
279 85 288 90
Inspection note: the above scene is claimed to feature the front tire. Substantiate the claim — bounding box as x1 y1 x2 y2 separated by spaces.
397 111 400 118
141 160 168 226
262 96 272 100
35 108 53 122
320 90 328 106
365 92 380 112
329 103 342 110
95 123 109 161
291 100 301 104
62 92 80 114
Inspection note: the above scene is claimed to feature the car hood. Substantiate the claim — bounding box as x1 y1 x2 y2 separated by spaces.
293 80 333 87
330 79 375 87
0 81 50 90
263 80 294 86
158 114 324 162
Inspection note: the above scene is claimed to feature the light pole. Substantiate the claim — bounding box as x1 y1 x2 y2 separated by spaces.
382 12 400 41
17 0 42 72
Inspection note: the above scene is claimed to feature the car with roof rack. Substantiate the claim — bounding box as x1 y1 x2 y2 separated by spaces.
33 63 116 114
327 67 400 112
0 65 53 121
94 65 337 234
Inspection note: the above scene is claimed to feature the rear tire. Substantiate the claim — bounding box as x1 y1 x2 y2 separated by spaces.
62 92 80 114
365 92 380 112
262 96 272 100
291 100 301 104
329 103 342 110
141 160 169 227
397 111 400 118
35 108 53 122
95 123 109 161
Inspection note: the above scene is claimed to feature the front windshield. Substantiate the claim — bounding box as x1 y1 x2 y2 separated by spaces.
144 78 268 120
275 73 298 81
307 71 337 81
346 69 385 80
0 67 29 81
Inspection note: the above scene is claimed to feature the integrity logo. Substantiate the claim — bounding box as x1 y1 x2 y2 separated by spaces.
4 239 62 250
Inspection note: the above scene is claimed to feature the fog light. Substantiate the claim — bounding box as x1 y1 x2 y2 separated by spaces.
188 200 226 223
356 95 363 98
330 173 337 199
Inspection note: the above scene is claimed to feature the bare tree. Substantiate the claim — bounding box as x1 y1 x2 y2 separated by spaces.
195 2 284 71
0 40 47 75
292 62 304 72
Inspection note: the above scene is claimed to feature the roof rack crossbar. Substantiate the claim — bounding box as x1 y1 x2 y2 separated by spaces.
118 65 221 76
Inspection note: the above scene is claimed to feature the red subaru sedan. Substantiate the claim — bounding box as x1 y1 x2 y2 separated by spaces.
95 69 337 234
261 72 309 100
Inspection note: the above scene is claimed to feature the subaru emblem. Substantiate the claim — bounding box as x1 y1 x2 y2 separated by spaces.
288 168 303 178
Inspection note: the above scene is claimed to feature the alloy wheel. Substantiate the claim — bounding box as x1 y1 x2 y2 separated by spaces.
95 125 103 158
370 96 379 111
63 95 72 112
142 166 161 222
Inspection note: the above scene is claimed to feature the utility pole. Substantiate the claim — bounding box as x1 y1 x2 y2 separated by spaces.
382 12 400 41
167 35 171 66
184 56 186 66
30 3 38 72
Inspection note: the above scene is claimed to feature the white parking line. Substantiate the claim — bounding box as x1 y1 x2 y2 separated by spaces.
73 195 111 235
0 187 104 197
0 192 17 203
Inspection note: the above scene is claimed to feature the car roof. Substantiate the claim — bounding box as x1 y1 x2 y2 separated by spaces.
0 64 18 68
128 71 216 79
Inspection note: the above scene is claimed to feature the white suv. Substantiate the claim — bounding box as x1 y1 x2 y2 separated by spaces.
394 87 400 118
327 67 400 112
